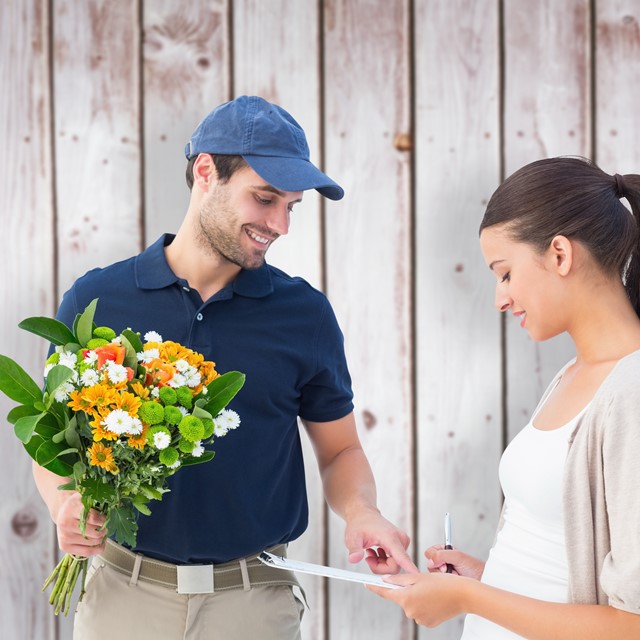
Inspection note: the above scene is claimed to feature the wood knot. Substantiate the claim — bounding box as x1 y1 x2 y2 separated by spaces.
362 409 377 430
11 508 39 540
393 132 412 152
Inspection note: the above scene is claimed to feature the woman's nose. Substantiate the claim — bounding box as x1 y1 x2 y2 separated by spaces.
495 287 511 312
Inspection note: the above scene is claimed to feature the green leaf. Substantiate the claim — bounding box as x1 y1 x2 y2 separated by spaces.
0 355 43 404
17 316 76 346
63 342 82 353
138 484 164 501
34 438 77 467
7 404 39 425
106 507 138 547
14 412 46 443
57 479 77 491
45 365 73 395
181 450 215 466
23 434 75 476
132 495 152 516
119 334 138 371
76 299 99 347
78 476 117 503
121 329 143 354
202 372 245 417
191 404 213 421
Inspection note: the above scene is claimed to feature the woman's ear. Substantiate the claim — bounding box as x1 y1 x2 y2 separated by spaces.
192 154 218 190
547 235 573 276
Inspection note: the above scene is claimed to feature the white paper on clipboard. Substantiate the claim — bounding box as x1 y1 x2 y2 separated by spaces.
258 552 402 589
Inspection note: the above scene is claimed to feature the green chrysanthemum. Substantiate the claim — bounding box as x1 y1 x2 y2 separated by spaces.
178 415 204 442
86 338 109 349
178 438 195 453
164 405 183 425
46 352 60 365
93 326 117 341
176 386 193 409
138 401 165 425
159 446 179 466
159 387 177 406
202 418 214 439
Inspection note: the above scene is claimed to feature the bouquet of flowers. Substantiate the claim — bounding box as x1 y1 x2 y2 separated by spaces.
0 298 245 615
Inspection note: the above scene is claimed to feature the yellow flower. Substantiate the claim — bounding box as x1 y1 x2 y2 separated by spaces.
88 442 118 473
113 391 142 416
68 384 117 417
127 423 148 450
90 410 118 442
129 381 150 399
158 341 193 364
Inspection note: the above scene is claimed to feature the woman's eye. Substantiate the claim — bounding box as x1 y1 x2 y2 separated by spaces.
501 272 510 283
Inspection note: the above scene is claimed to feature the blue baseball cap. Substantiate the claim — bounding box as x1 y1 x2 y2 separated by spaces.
185 95 344 200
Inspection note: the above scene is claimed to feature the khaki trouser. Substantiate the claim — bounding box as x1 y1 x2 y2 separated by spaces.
73 555 305 640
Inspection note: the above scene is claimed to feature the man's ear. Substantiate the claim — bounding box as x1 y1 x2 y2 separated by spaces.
192 154 218 190
547 235 573 276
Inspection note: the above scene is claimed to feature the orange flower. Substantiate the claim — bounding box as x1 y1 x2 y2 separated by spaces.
88 442 118 473
94 343 126 368
144 358 175 387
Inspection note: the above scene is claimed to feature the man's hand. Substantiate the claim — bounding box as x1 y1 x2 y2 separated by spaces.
345 506 418 574
56 492 106 557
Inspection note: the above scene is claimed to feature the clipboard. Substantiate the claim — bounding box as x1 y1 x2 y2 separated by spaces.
258 551 402 589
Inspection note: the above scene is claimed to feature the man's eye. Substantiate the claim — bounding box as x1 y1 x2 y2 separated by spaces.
256 196 272 205
501 272 510 283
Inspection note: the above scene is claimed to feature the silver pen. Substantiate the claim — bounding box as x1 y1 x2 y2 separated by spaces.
444 512 453 573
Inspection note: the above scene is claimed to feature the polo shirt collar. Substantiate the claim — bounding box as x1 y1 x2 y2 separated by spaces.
135 234 274 298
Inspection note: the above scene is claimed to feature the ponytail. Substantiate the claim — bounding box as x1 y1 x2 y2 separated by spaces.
617 173 640 317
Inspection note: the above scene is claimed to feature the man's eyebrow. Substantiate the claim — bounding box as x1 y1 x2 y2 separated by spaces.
489 259 505 271
252 184 303 204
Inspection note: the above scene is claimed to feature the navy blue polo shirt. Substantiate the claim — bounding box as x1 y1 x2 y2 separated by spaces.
56 234 354 563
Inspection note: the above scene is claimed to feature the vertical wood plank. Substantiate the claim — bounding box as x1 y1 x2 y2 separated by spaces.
52 1 142 636
595 0 640 174
0 2 56 638
143 0 230 244
503 0 591 441
414 1 502 638
324 1 414 638
232 2 325 638
53 0 142 299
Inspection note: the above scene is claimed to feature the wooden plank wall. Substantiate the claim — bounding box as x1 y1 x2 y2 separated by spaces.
1 2 638 639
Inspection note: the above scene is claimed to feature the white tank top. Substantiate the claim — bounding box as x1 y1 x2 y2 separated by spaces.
460 405 587 639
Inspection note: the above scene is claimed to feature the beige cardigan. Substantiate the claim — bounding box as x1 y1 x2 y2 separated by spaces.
526 349 640 614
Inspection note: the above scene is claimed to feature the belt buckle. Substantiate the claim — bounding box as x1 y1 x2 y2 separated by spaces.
176 564 215 594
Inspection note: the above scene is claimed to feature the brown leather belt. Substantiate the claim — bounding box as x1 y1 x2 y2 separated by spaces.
99 539 299 593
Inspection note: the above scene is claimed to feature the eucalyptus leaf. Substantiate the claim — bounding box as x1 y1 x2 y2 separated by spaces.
202 372 245 417
0 355 43 404
76 298 99 347
17 316 76 346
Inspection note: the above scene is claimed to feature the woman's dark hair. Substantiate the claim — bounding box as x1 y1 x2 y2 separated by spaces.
479 156 640 315
185 153 247 190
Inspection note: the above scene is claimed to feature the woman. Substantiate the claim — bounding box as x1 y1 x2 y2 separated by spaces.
368 157 640 638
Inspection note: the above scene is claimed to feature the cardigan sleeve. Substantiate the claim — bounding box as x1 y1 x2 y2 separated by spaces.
598 385 640 614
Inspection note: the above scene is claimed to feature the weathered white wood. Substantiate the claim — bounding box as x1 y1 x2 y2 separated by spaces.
232 2 326 637
143 0 230 243
595 0 640 174
52 1 143 637
0 1 56 639
414 1 503 638
324 1 414 638
53 0 142 298
503 0 591 441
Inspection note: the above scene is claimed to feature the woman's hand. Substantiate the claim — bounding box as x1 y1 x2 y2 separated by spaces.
424 544 485 580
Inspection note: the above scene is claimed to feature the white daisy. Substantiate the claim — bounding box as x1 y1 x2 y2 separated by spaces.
53 381 75 403
127 417 143 436
59 351 78 370
191 442 205 457
217 409 241 430
103 409 133 435
175 359 190 372
168 373 187 388
84 350 98 364
137 348 159 364
144 331 163 343
80 369 100 387
183 369 201 388
168 459 181 469
151 387 160 398
152 431 171 449
213 419 229 438
104 361 128 384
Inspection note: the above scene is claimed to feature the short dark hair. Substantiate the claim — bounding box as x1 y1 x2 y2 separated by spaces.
185 154 248 190
480 156 640 315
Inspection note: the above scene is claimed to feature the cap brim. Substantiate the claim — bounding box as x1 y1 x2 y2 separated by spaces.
244 155 344 201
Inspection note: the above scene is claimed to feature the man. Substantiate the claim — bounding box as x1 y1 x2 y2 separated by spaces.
33 95 417 639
